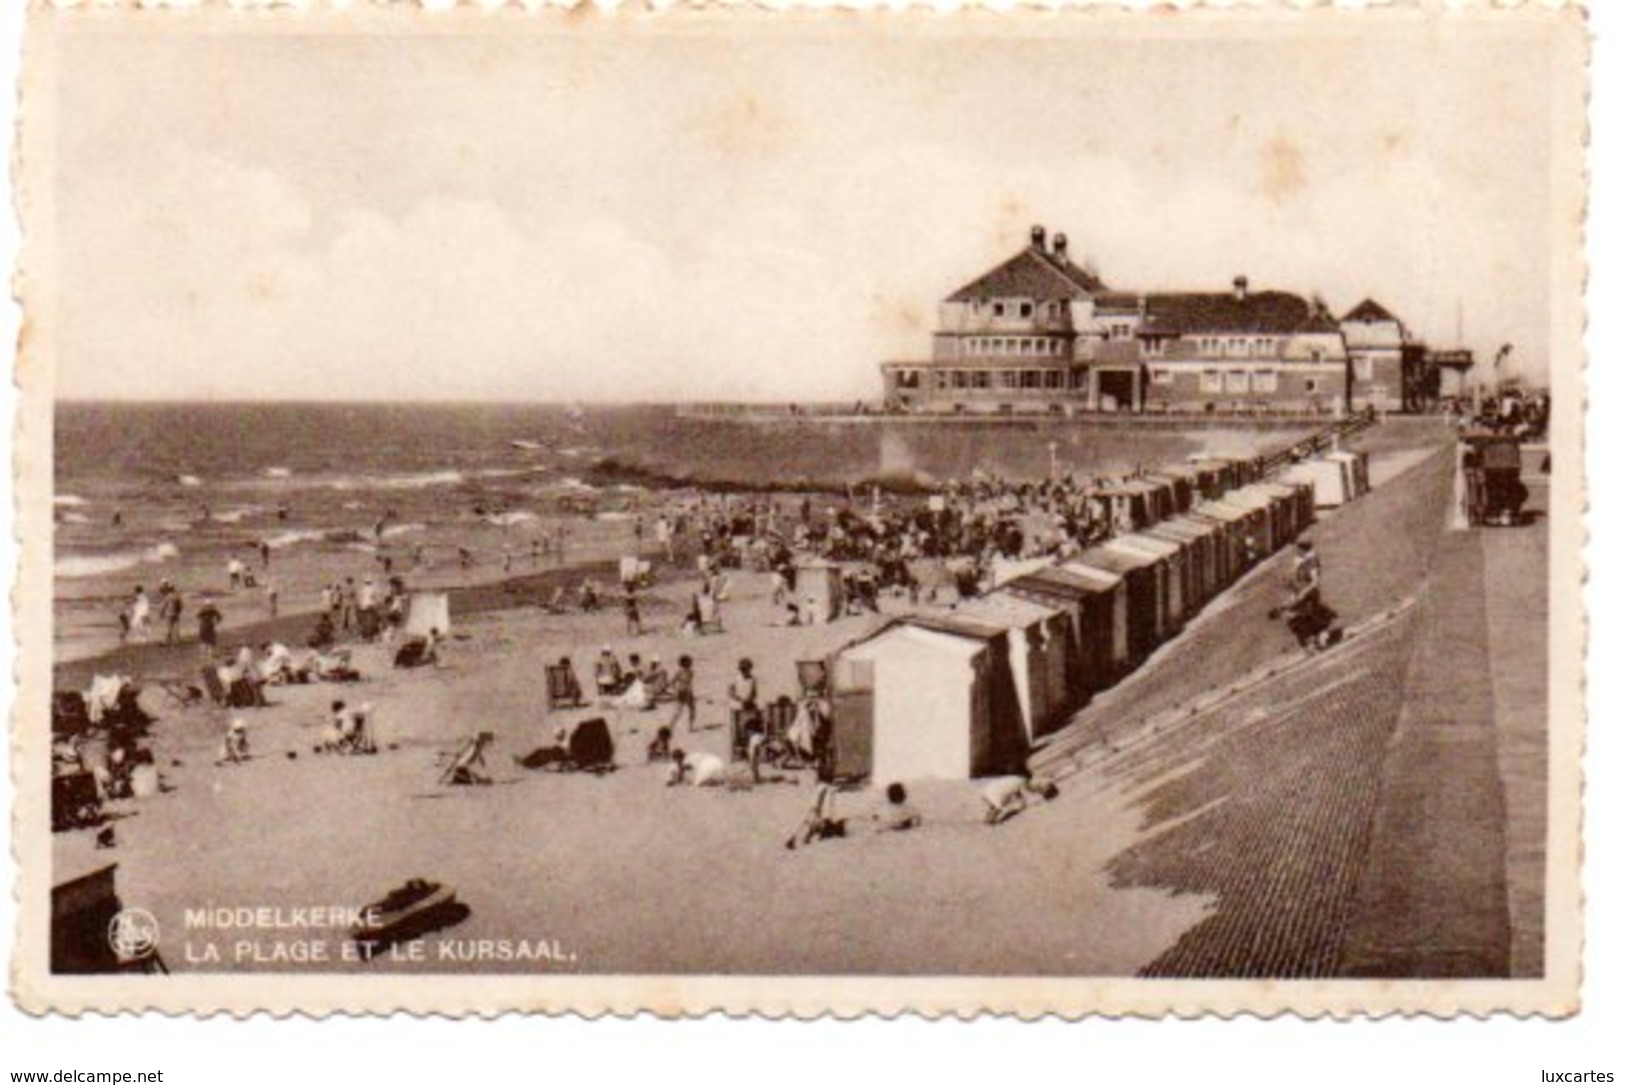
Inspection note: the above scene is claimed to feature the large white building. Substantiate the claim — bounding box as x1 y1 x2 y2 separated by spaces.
881 225 1450 415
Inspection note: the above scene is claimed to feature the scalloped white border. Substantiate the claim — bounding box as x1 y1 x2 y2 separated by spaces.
8 0 1589 1019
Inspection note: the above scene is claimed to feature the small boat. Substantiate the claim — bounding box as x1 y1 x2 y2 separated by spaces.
352 879 459 957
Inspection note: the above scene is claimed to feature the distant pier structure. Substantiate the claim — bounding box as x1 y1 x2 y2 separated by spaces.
879 224 1459 418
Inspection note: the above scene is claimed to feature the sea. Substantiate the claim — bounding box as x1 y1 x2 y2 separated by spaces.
52 401 1295 664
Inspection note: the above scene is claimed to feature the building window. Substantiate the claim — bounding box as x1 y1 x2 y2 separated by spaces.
1228 338 1247 356
1309 347 1325 363
1019 302 1034 319
1304 378 1319 394
1150 367 1174 385
972 370 990 390
993 302 1007 318
1144 338 1165 356
934 371 951 391
1224 369 1250 394
1045 370 1066 390
1253 369 1279 393
998 370 1018 390
1071 369 1088 390
1200 369 1222 393
896 369 920 390
1110 324 1132 341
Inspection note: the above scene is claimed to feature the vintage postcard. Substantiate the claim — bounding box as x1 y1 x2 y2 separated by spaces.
10 1 1586 1017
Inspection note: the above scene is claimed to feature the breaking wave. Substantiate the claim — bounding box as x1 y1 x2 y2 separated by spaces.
57 541 180 580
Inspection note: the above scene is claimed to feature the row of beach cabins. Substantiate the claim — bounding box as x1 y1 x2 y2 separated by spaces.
817 447 1373 786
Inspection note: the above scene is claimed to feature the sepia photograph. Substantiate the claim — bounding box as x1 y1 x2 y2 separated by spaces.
9 2 1586 1020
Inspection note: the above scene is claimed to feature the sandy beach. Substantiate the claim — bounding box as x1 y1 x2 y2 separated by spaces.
47 421 1502 978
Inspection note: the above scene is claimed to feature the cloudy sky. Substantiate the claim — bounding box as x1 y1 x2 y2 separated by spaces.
38 8 1578 402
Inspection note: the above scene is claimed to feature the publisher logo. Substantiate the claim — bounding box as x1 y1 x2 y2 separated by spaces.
108 908 160 961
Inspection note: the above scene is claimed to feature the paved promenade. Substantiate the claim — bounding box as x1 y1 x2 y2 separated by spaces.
1032 420 1547 978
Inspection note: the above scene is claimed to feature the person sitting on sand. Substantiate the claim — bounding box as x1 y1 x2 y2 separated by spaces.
645 725 674 763
786 783 845 849
871 782 922 834
578 579 600 613
979 774 1059 826
515 727 572 771
594 647 624 698
217 718 250 766
219 648 267 708
257 641 296 685
616 669 653 711
643 656 670 700
308 647 359 683
666 748 728 788
323 700 376 755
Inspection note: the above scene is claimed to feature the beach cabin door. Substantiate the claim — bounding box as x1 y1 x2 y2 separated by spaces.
830 656 874 780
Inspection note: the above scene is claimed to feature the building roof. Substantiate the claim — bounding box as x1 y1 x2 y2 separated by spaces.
1342 297 1401 324
1139 290 1338 336
947 244 1107 303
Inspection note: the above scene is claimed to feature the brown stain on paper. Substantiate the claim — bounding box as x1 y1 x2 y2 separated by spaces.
1260 135 1308 204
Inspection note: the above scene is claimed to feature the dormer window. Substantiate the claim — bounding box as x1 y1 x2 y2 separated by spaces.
993 302 1007 318
1019 302 1034 319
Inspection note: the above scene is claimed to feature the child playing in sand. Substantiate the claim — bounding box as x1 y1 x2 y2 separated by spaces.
872 782 922 834
979 775 1059 826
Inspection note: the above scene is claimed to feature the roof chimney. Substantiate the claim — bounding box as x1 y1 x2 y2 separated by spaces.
1233 275 1249 301
1031 224 1047 251
1053 232 1069 262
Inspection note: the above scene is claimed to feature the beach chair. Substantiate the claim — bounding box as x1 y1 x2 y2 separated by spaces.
439 732 494 786
545 663 586 710
761 697 806 768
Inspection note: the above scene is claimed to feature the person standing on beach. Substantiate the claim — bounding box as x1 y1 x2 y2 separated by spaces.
196 599 222 655
127 585 152 642
623 588 643 637
159 582 184 645
341 576 358 631
264 577 279 619
728 658 760 759
259 540 272 569
227 557 245 591
670 655 698 733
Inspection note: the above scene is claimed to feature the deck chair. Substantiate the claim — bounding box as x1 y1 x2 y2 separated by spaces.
545 663 586 710
439 732 494 786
